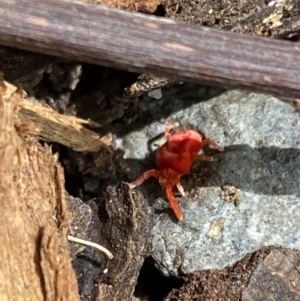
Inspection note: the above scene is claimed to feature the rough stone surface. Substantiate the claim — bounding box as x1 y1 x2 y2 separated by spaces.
67 195 93 258
120 88 300 276
242 249 300 301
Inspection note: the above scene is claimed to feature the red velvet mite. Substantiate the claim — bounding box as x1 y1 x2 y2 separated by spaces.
128 124 223 220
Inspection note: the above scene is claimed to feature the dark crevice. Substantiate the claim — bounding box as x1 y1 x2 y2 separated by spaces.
134 257 184 301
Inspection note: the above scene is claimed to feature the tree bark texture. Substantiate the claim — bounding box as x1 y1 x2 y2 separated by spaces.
0 0 299 98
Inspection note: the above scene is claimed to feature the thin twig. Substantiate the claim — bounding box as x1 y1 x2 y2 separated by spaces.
67 235 114 259
0 0 300 98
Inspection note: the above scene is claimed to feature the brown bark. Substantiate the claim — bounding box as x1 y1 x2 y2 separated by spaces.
97 185 152 301
0 73 80 301
0 0 300 98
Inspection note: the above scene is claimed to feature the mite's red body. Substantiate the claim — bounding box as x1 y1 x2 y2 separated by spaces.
156 129 204 174
128 125 223 220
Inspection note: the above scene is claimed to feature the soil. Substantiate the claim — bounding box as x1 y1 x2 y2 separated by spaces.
1 0 300 300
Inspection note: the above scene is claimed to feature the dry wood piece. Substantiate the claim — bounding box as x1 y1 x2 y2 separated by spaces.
0 0 300 98
17 95 111 152
0 74 79 300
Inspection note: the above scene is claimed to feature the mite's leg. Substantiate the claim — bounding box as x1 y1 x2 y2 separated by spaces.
127 169 160 189
166 185 183 221
176 182 185 197
201 139 224 152
195 154 213 161
164 122 179 139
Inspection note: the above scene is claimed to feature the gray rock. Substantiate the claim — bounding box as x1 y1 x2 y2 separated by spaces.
121 88 300 276
148 88 162 99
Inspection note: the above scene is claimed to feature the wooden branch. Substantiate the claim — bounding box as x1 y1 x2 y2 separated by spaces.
0 0 300 98
19 97 111 152
1 70 111 153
